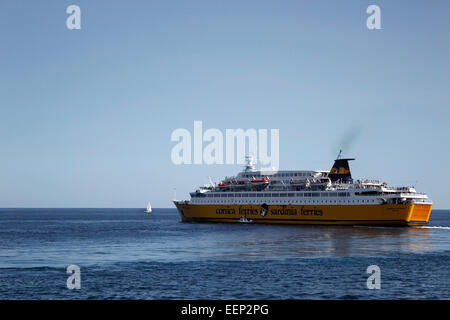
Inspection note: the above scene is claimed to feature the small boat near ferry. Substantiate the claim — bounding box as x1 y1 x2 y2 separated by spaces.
238 216 253 223
174 155 433 226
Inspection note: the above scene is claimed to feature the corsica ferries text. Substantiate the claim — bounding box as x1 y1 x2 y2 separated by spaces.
215 206 324 217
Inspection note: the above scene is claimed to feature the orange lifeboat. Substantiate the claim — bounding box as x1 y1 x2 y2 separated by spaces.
251 177 269 183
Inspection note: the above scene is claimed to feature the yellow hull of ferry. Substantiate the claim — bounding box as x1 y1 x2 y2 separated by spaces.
174 202 432 226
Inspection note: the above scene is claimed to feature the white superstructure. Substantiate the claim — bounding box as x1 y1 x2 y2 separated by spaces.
188 157 431 206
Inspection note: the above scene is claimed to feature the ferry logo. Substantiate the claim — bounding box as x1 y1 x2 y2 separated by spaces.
260 203 269 217
216 207 236 215
300 206 323 216
328 157 355 182
270 206 297 216
238 207 258 216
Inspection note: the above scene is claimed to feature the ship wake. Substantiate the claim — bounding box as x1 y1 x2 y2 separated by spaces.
416 226 450 230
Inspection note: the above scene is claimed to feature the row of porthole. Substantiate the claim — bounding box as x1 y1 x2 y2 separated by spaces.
193 199 377 204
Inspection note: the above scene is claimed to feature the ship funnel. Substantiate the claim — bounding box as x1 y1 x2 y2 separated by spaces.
328 158 355 182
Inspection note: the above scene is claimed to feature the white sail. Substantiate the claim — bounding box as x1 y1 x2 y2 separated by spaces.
145 201 152 213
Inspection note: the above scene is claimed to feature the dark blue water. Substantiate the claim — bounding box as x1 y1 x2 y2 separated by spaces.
0 208 449 299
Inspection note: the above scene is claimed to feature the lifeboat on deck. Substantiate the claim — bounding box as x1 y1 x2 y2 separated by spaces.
219 179 251 190
290 179 310 187
309 178 332 190
249 177 269 190
251 177 269 183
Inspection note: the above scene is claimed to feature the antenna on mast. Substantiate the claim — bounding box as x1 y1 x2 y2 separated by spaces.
337 149 342 160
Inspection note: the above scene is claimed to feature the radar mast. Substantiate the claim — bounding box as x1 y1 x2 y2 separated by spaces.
243 155 256 172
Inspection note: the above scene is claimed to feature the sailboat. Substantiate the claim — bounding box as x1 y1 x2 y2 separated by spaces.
144 201 152 213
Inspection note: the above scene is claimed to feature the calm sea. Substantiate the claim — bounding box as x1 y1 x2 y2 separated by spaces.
0 208 449 299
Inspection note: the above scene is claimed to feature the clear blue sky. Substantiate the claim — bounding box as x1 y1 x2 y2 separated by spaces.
0 1 449 208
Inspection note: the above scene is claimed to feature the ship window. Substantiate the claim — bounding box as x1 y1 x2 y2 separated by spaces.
322 192 328 197
280 193 287 197
272 193 279 197
235 193 241 198
228 194 233 197
312 193 320 197
220 194 227 198
288 193 295 197
257 194 264 197
304 193 311 197
296 193 303 197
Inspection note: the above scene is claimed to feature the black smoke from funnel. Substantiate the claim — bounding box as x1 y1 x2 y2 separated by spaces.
331 125 362 158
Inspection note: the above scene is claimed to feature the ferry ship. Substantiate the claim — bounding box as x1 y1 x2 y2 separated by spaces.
174 155 432 226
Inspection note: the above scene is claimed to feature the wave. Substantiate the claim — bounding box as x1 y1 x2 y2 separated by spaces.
0 266 61 271
417 226 450 230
